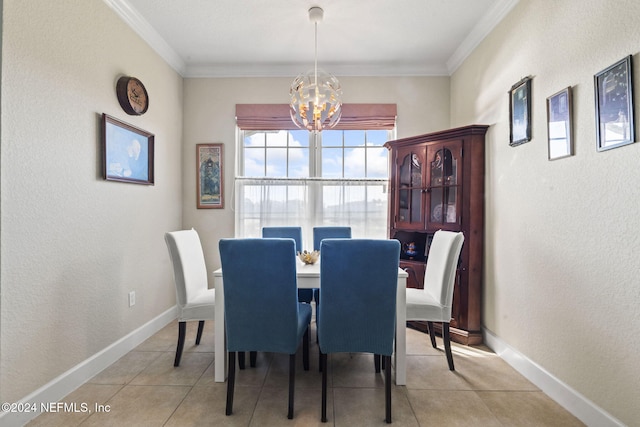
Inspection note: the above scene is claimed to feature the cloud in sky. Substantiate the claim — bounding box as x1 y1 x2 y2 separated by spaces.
242 130 388 178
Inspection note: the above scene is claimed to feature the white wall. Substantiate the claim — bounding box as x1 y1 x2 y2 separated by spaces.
181 76 451 271
451 0 640 424
10 0 636 423
0 0 183 403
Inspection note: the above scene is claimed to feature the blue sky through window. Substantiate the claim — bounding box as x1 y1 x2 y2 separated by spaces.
242 129 388 179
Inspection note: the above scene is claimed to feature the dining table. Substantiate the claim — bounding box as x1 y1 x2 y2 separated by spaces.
213 260 409 385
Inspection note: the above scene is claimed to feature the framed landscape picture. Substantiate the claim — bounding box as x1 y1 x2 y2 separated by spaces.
594 55 635 151
197 143 224 209
546 87 573 160
509 76 532 146
102 114 154 185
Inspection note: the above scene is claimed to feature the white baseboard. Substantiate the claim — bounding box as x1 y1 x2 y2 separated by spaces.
0 306 177 427
483 328 624 427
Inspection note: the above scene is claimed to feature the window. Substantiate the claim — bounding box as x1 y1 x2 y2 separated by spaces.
234 104 396 247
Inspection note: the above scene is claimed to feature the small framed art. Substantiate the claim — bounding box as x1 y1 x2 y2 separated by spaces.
197 143 224 209
509 76 532 146
546 87 573 160
594 55 635 151
102 113 154 185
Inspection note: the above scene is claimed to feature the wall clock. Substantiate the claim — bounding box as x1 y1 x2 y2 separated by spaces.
116 76 149 115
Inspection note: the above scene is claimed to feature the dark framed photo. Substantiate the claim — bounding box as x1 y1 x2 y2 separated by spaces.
197 143 224 209
509 76 532 146
546 87 573 160
102 114 154 185
594 55 635 151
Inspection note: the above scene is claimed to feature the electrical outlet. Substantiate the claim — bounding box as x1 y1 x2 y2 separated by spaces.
129 291 136 307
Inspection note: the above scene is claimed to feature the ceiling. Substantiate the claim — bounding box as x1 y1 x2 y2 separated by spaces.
105 0 518 78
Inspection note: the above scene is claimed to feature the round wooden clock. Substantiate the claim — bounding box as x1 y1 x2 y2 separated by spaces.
116 76 149 115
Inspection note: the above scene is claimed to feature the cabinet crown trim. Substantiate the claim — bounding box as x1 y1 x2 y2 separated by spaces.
385 124 489 150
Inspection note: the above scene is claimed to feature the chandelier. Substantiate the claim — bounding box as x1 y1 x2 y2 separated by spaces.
290 7 342 133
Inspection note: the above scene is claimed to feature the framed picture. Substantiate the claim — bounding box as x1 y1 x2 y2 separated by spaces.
102 113 154 185
546 87 573 160
197 143 224 209
594 55 635 151
509 76 532 146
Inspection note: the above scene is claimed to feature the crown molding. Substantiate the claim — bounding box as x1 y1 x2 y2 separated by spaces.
183 62 450 79
107 0 517 78
446 0 520 74
103 0 187 76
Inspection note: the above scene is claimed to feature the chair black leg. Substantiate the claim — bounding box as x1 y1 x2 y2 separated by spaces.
238 352 245 369
288 354 296 419
320 352 328 423
315 292 320 344
427 321 437 348
374 354 381 373
226 352 236 415
303 328 310 371
174 321 186 367
443 322 455 371
250 351 257 367
195 320 205 345
384 355 392 423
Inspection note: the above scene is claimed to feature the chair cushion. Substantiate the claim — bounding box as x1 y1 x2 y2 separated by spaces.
405 287 449 321
178 288 215 321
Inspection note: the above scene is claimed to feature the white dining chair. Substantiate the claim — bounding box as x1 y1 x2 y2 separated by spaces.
165 228 215 367
406 230 464 370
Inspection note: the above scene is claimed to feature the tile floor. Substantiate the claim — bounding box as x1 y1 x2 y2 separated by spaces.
27 320 584 426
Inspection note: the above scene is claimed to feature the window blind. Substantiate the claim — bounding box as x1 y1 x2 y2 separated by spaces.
235 103 397 130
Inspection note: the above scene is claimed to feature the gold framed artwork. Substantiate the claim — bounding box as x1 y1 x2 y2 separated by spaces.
196 143 224 209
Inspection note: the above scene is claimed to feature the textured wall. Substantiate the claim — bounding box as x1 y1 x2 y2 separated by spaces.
451 0 640 424
181 75 451 271
0 0 183 403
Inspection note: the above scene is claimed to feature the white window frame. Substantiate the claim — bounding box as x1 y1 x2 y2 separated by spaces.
234 127 396 244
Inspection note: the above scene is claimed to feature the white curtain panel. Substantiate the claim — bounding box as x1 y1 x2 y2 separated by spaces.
235 177 388 248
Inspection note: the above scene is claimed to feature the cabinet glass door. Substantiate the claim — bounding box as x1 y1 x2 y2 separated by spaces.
426 143 462 230
396 150 424 229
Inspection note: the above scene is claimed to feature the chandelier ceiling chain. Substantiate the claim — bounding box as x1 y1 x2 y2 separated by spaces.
290 6 343 133
313 13 318 91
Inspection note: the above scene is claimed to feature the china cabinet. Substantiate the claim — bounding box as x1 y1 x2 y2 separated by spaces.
385 125 488 345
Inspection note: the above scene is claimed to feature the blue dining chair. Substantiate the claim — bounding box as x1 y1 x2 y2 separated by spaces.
219 238 312 419
262 226 314 305
318 238 400 424
312 226 352 338
312 226 352 251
